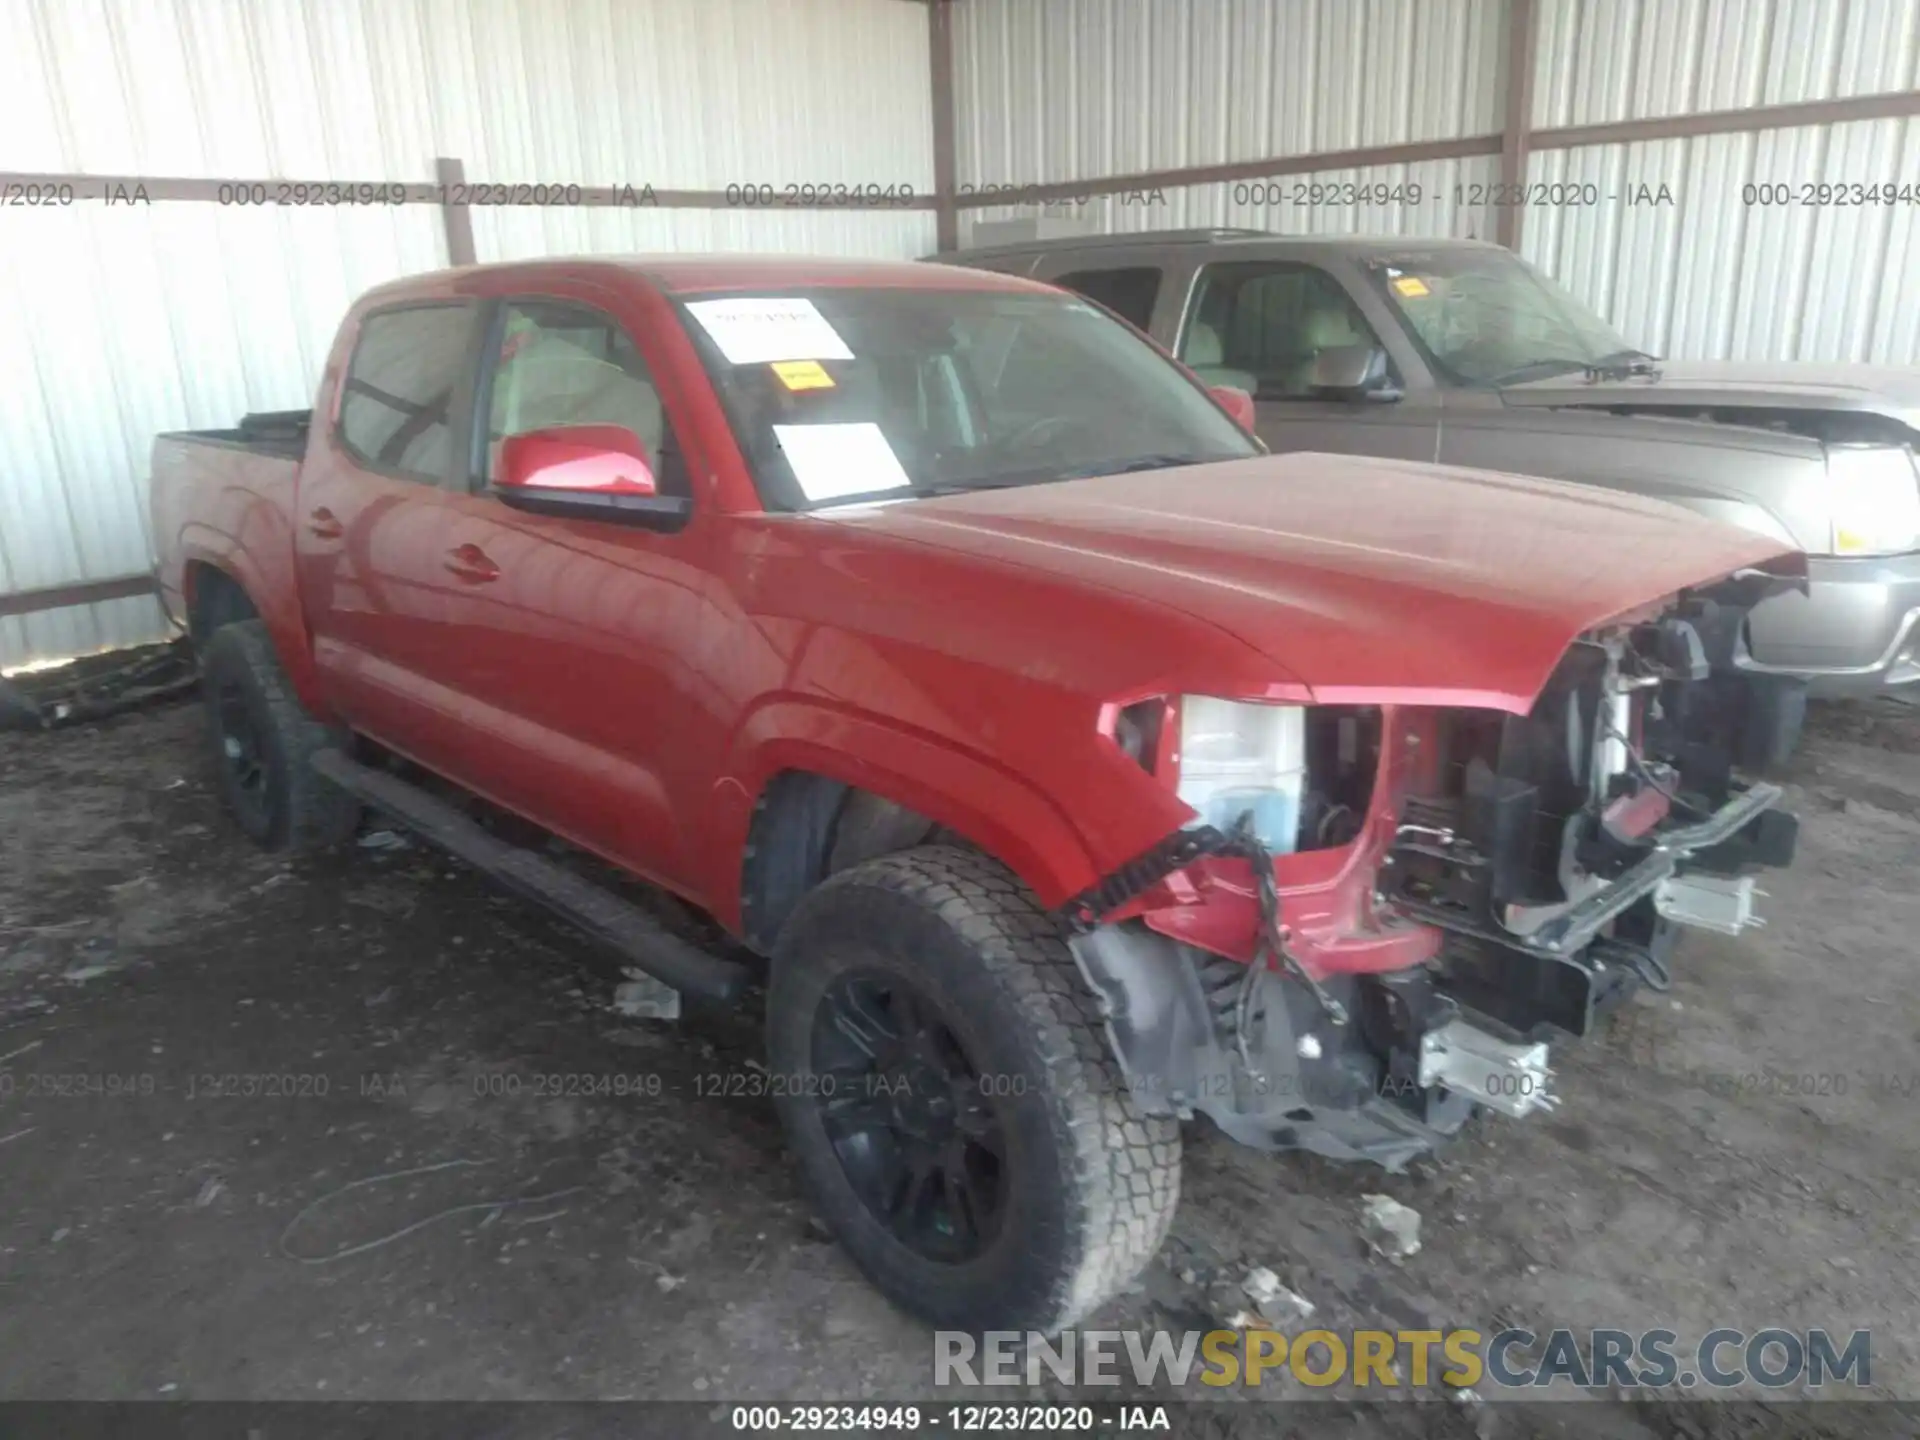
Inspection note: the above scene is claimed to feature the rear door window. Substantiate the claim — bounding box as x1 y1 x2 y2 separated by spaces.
1053 267 1163 331
337 304 478 483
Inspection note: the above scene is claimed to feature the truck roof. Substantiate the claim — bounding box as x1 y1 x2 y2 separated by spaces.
636 254 1055 294
359 254 1052 307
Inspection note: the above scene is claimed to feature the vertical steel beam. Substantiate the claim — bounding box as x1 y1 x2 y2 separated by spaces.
436 156 478 267
1497 0 1539 251
928 0 960 252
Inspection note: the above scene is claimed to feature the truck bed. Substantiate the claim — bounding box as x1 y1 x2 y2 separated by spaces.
157 408 313 462
149 410 313 640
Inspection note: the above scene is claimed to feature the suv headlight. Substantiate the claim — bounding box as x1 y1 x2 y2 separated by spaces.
1175 697 1306 855
1827 446 1920 556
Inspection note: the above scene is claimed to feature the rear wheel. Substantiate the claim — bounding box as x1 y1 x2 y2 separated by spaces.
767 845 1180 1332
200 620 360 852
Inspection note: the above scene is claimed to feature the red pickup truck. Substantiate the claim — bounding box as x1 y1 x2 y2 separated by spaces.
152 255 1801 1332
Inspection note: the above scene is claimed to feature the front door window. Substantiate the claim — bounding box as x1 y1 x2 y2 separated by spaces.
1179 263 1391 400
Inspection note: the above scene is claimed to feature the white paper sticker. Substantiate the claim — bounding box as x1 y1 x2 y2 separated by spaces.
773 422 913 502
686 297 854 365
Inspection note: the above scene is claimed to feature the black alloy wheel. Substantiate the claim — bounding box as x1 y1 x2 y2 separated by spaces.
808 970 1007 1263
766 845 1182 1332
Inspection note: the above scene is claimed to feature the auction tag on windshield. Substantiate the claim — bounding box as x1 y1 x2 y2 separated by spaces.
686 297 854 365
773 422 911 502
1391 275 1432 297
771 359 836 391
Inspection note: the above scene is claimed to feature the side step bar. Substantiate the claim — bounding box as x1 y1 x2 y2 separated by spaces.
311 750 751 1003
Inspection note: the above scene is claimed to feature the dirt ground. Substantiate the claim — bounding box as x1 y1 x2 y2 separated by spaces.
2 692 1917 1437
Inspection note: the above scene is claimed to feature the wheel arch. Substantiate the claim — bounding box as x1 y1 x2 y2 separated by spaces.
178 543 330 716
717 712 1101 952
183 559 260 644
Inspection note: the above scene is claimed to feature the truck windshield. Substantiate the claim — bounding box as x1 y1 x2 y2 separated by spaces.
675 287 1258 511
1362 251 1639 387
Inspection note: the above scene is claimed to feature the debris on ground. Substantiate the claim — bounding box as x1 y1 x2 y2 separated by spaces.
357 830 412 852
613 970 682 1020
0 639 197 731
7 699 1920 1404
1359 1194 1423 1261
1239 1265 1315 1323
60 937 123 984
0 677 39 730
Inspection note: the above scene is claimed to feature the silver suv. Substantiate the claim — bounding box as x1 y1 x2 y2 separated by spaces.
940 228 1920 754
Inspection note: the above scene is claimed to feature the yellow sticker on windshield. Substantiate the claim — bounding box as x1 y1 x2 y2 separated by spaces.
772 359 836 391
1391 275 1432 298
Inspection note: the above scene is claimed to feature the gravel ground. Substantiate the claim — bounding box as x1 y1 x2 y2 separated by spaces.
1 693 1916 1438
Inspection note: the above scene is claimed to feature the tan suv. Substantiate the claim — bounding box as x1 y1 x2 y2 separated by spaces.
940 227 1920 759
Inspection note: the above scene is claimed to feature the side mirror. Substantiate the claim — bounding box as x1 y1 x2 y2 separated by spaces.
1310 345 1401 402
1208 385 1258 433
499 424 657 495
494 425 691 529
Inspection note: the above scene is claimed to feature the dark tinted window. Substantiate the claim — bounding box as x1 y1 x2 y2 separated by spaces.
1055 267 1162 330
338 304 476 482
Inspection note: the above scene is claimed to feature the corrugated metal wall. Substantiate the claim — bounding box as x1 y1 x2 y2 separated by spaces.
952 0 1920 359
1525 0 1920 365
954 0 1507 239
9 0 1918 670
956 0 1505 174
1533 0 1919 122
971 154 1507 248
0 0 934 671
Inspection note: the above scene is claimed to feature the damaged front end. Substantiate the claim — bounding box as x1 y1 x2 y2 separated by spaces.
1064 569 1803 1170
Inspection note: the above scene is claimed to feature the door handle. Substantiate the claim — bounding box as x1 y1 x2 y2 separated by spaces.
444 544 501 584
306 507 344 540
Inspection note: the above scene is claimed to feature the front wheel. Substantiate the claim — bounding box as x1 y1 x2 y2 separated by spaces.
767 845 1180 1333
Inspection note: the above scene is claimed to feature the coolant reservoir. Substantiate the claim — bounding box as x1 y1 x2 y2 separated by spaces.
1177 698 1307 855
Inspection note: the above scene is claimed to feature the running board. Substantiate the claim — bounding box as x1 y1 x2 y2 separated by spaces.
311 750 750 1003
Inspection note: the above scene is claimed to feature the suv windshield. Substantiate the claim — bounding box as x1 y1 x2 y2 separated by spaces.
1361 250 1639 387
676 287 1258 510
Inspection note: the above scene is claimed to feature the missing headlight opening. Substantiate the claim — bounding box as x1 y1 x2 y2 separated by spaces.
1156 698 1381 855
1300 705 1380 851
1070 594 1800 1170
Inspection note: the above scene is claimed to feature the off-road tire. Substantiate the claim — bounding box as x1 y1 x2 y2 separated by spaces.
200 620 359 852
767 844 1181 1332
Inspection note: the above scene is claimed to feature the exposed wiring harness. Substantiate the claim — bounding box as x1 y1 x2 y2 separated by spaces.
1056 813 1349 1082
1227 811 1348 1078
1596 703 1713 822
1595 935 1673 993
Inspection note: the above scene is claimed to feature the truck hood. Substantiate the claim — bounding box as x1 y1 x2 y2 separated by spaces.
1502 361 1920 432
817 453 1798 713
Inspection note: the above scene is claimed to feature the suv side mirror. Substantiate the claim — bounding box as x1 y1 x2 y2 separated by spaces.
495 424 691 528
1208 385 1257 433
1310 345 1401 402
